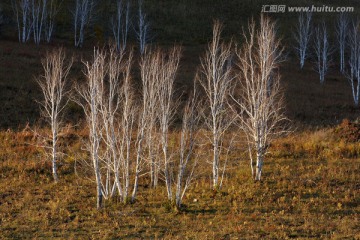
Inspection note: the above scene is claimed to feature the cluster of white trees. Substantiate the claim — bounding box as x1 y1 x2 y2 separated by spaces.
37 15 287 209
74 45 200 209
11 0 61 44
11 0 151 52
293 12 360 107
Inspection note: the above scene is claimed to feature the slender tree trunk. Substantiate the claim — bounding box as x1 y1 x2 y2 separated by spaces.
163 146 172 201
175 167 182 207
93 139 103 209
52 129 58 182
255 151 263 181
131 129 144 203
212 135 219 188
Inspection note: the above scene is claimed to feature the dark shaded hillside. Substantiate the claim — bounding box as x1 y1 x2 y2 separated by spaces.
0 39 359 129
0 0 359 129
1 0 360 44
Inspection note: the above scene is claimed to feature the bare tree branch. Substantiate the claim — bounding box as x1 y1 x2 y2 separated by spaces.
36 47 73 182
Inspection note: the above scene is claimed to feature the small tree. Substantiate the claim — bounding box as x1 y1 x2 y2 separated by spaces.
197 21 234 189
136 0 150 55
116 48 135 203
138 48 161 188
73 0 95 47
175 85 199 209
156 46 181 201
12 0 32 43
31 0 46 45
336 13 349 73
232 16 287 181
100 46 134 202
346 19 360 107
44 0 61 43
111 0 130 52
293 12 312 69
314 21 331 84
36 48 73 182
76 47 136 207
131 47 159 200
75 49 107 209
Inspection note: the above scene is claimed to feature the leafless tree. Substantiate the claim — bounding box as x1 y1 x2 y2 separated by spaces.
75 48 107 209
73 0 95 47
130 94 147 203
36 48 73 182
232 16 287 181
314 21 331 84
156 46 181 201
336 13 349 73
44 0 61 43
111 0 130 52
293 12 312 69
175 85 199 209
100 46 134 203
346 19 360 107
197 21 234 189
136 0 150 55
98 47 120 199
12 0 32 43
116 48 135 203
131 48 159 200
31 0 46 45
76 46 137 207
138 48 161 188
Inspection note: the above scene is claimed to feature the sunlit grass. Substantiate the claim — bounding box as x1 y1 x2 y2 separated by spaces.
0 126 359 239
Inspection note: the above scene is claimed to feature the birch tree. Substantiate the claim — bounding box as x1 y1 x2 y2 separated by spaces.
98 47 120 199
314 22 331 84
73 0 95 47
116 48 135 203
76 46 137 207
12 0 32 43
138 48 161 188
100 46 134 203
232 16 287 181
131 48 158 200
293 12 312 69
346 19 360 107
37 48 73 182
44 0 61 43
175 86 199 209
75 49 107 209
136 0 150 55
156 46 181 201
197 21 234 189
31 0 46 45
336 13 349 73
130 91 147 203
111 0 130 52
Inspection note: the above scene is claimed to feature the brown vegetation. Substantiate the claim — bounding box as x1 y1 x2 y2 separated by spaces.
0 126 359 238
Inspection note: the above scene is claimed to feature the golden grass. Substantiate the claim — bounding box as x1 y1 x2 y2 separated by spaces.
0 127 359 239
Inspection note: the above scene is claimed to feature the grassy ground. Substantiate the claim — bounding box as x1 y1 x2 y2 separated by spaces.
0 127 359 239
